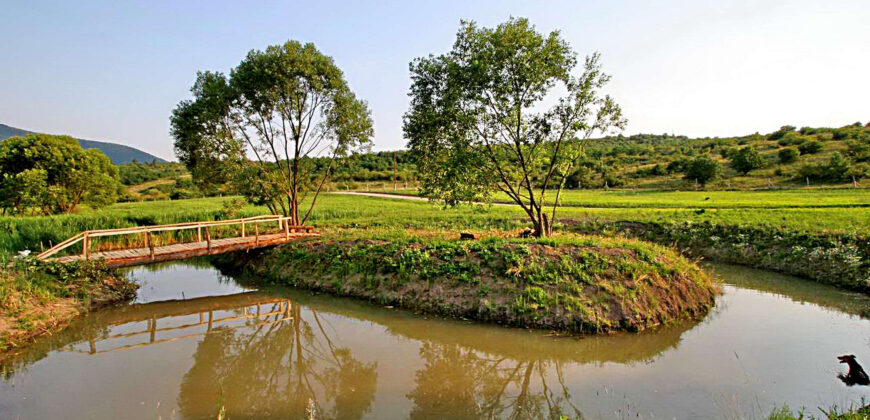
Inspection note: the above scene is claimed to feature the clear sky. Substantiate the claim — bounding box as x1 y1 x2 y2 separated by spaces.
2 0 868 161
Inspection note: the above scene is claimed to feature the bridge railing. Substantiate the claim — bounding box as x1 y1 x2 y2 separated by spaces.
37 214 314 260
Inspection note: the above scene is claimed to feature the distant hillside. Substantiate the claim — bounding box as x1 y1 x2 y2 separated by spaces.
0 123 166 164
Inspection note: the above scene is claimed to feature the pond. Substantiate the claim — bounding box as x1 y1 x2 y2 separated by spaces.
1 260 870 419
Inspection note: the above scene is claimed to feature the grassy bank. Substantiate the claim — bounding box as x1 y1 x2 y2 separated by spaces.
215 234 718 333
0 259 137 358
1 193 866 292
566 219 870 292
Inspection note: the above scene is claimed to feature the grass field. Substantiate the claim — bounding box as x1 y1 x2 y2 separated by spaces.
1 190 867 258
371 187 870 209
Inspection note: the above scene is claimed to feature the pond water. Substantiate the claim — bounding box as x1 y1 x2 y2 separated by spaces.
2 260 870 419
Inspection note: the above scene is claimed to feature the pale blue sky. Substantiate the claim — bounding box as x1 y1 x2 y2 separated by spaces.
2 0 868 160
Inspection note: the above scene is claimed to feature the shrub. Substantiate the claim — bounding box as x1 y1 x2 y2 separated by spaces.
730 147 766 174
684 155 722 186
798 153 859 182
798 140 823 155
778 147 800 164
768 125 796 141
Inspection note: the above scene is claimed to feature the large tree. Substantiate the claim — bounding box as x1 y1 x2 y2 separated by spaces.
404 18 626 237
0 134 121 215
171 41 374 224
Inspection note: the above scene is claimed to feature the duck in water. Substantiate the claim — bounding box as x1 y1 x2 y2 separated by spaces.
837 355 870 386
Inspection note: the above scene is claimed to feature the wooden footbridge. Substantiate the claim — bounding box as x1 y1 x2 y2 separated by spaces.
36 215 317 268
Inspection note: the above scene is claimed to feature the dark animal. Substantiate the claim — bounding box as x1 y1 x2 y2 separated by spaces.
695 209 706 214
837 355 870 386
704 197 711 201
518 227 534 238
459 232 476 240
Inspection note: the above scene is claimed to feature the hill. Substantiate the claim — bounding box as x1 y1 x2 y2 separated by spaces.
0 123 166 164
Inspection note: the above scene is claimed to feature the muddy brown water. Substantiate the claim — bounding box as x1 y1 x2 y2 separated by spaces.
2 261 870 419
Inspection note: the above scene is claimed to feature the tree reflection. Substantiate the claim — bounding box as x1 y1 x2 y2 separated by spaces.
178 302 377 419
408 342 583 419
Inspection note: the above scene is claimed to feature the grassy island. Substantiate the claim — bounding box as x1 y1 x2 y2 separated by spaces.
217 234 718 333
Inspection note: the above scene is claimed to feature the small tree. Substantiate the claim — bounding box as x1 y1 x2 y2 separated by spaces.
172 41 374 224
778 147 800 164
684 155 722 186
730 146 766 174
404 18 626 236
0 134 121 214
798 140 823 155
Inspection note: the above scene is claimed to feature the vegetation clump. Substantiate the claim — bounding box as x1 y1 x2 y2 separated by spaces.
0 134 123 215
0 259 137 355
217 235 718 333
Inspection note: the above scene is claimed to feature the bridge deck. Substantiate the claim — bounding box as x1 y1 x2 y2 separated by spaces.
49 232 316 268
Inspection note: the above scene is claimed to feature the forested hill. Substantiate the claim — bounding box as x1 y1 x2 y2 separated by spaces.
0 123 166 164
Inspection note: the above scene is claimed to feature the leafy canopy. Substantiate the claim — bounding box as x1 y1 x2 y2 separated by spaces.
0 134 121 214
404 18 625 236
171 40 373 223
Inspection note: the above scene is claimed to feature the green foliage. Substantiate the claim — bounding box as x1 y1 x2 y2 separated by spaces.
730 146 767 174
118 162 188 185
404 17 625 236
798 153 860 182
220 235 715 333
768 125 797 141
778 147 800 164
171 40 374 223
684 155 722 186
798 140 823 155
0 134 122 215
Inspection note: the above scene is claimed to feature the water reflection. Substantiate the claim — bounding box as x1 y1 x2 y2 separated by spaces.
2 262 870 419
408 343 583 419
178 300 378 419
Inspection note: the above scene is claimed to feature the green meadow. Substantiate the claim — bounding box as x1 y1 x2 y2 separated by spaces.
2 190 867 259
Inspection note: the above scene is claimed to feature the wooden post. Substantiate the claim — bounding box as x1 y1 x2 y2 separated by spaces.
82 232 90 260
197 225 202 242
205 227 211 251
284 219 289 239
255 224 259 246
146 231 155 260
241 221 245 238
149 316 157 343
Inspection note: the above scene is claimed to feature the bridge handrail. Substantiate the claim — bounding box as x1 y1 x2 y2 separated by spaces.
36 214 313 260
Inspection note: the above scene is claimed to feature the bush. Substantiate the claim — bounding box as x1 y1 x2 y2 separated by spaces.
684 155 722 186
798 140 823 155
768 125 796 141
778 147 800 164
649 164 667 176
797 153 859 182
730 147 766 174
